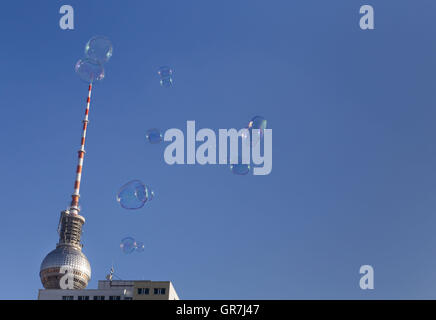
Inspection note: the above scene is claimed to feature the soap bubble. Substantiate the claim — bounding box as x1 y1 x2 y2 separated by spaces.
241 127 250 145
75 59 104 83
230 163 250 175
249 116 267 144
158 66 174 87
242 116 267 147
134 241 145 253
117 180 155 209
230 136 251 175
120 237 136 254
85 36 113 64
249 116 267 135
145 186 155 201
120 237 145 254
117 180 147 210
146 128 163 144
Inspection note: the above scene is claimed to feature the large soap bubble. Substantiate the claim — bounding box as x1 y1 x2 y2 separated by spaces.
117 180 147 210
116 180 154 210
75 59 105 83
85 36 113 64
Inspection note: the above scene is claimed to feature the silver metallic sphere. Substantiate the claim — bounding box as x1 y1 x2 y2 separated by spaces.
40 245 91 289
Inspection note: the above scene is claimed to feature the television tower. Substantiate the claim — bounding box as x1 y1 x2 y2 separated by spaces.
39 84 94 289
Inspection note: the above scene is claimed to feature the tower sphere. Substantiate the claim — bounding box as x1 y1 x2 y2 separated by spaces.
40 245 91 289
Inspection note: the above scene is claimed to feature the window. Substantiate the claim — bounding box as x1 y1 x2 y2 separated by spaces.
137 288 149 295
93 296 105 300
78 296 89 301
109 296 121 300
154 288 166 295
124 297 133 300
62 296 74 301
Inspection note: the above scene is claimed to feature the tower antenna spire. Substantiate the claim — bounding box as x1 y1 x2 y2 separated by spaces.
70 83 93 212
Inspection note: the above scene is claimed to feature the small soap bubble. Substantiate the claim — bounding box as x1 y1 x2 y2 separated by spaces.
241 127 251 147
117 180 147 210
145 186 155 201
85 36 113 64
120 237 136 254
134 241 145 253
249 116 267 144
230 152 250 176
146 128 163 144
75 59 105 83
158 66 174 87
242 116 267 147
230 163 250 175
249 116 267 133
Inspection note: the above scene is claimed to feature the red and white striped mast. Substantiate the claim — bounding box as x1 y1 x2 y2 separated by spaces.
70 83 93 213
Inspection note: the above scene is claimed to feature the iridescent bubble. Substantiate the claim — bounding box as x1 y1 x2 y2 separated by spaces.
75 59 105 83
230 163 250 175
243 116 267 147
134 241 145 253
249 116 267 134
117 180 147 210
146 128 163 144
120 237 136 254
158 66 174 87
241 127 250 147
145 185 154 202
85 36 113 64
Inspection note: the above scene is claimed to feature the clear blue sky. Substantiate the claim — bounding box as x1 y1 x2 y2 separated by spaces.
1 0 436 299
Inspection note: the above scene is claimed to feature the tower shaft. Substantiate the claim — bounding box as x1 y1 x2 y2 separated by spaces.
71 84 93 211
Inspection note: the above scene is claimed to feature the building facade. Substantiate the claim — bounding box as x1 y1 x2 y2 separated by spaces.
38 280 179 300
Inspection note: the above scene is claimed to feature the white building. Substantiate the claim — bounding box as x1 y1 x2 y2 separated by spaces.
38 280 179 300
